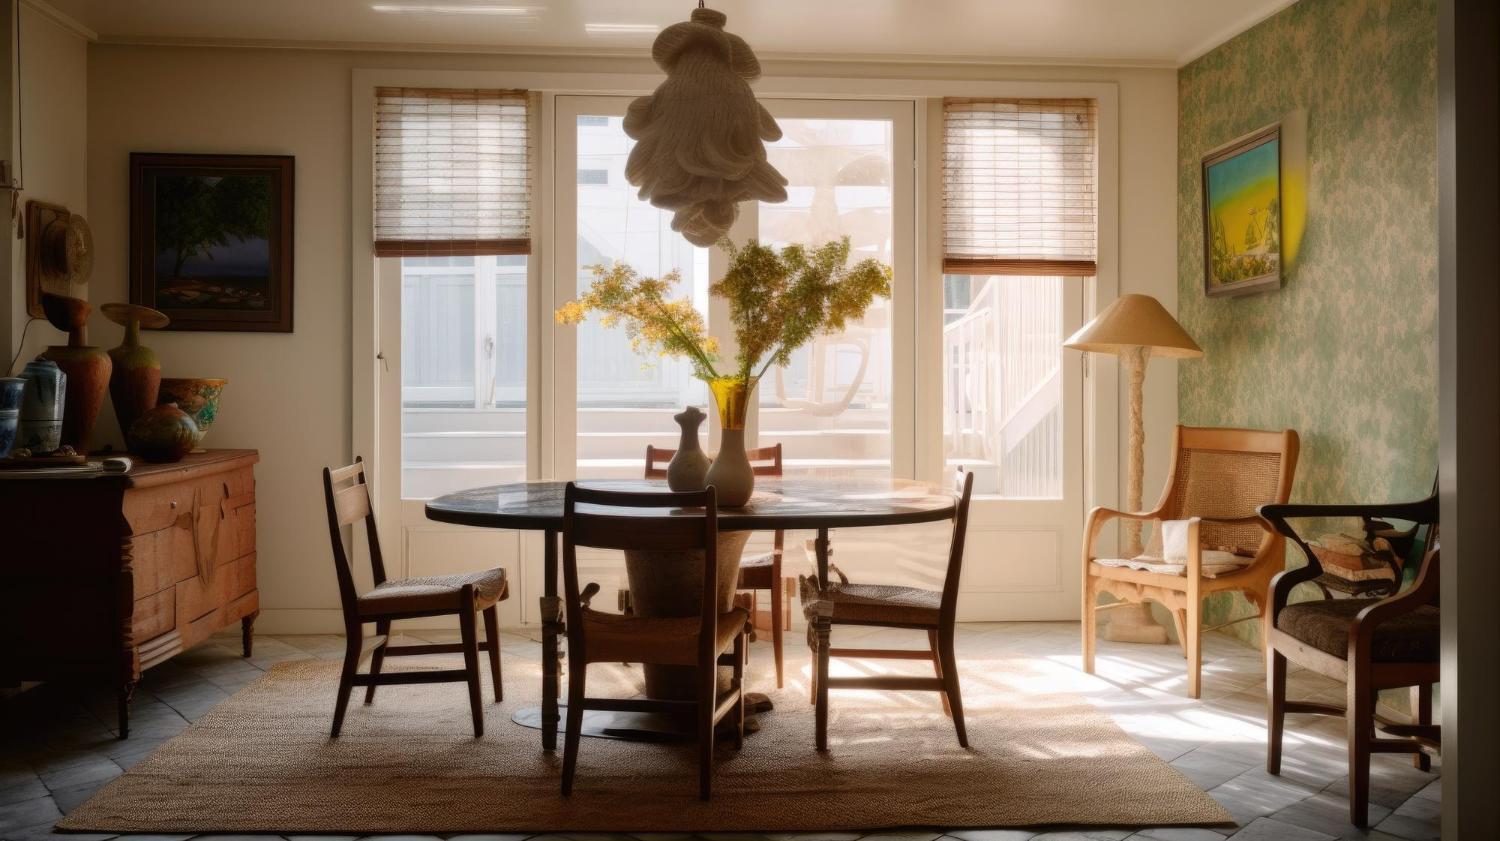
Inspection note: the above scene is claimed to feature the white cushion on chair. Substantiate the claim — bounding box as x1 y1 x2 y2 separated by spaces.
1092 518 1254 578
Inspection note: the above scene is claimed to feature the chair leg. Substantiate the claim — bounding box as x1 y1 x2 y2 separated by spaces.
937 626 968 748
1170 607 1190 659
1267 648 1287 774
363 619 390 704
483 604 504 703
1182 606 1202 699
1348 682 1374 827
1411 683 1433 772
733 631 746 750
561 659 586 796
331 630 361 737
783 578 794 630
814 618 831 750
1082 577 1097 674
698 647 716 801
771 584 785 689
458 586 484 737
928 629 952 716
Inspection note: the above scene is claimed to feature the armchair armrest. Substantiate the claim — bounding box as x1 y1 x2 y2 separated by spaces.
1350 542 1440 662
1083 505 1161 560
1258 495 1438 617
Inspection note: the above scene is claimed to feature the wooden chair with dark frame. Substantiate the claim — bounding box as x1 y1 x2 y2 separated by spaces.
800 468 975 750
1258 493 1440 827
560 482 750 800
640 442 796 687
321 457 508 737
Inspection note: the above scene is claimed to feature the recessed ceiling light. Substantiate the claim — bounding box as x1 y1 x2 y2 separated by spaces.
584 23 661 36
372 4 533 15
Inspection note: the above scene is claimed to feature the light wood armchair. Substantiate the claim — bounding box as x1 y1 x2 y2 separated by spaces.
1082 425 1300 698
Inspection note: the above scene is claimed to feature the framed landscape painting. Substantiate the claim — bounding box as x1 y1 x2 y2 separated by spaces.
1201 124 1282 298
131 153 294 331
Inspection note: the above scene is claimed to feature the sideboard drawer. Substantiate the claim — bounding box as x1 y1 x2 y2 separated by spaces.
131 526 196 599
132 589 176 643
175 553 257 624
123 467 256 537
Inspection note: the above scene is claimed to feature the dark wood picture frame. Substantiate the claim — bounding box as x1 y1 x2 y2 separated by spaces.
1201 123 1283 298
130 153 294 332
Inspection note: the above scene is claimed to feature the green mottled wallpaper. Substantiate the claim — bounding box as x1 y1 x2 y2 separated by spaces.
1177 0 1439 647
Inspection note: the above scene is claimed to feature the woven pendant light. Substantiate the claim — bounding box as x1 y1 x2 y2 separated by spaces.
624 4 788 247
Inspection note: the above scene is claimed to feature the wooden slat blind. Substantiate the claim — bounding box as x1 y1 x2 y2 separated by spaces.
942 98 1097 276
374 87 532 257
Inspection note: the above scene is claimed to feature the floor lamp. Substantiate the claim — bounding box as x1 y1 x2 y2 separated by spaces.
1064 294 1204 642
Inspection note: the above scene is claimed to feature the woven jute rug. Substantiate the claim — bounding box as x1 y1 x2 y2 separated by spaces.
58 650 1229 834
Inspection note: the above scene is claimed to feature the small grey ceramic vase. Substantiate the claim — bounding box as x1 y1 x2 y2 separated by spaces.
17 359 66 454
666 406 711 492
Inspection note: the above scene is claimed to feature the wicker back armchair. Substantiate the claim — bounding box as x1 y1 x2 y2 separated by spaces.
1082 425 1300 698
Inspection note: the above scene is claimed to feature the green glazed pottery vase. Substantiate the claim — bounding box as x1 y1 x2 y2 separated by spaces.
157 377 227 451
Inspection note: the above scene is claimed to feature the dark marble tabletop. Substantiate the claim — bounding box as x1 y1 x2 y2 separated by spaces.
424 477 956 531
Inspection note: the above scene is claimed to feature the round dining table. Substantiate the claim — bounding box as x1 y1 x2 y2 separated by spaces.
424 476 956 746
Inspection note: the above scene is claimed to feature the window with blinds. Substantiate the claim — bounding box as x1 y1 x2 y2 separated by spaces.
374 87 532 258
942 98 1097 276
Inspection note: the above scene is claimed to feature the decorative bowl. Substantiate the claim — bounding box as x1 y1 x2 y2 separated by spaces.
128 403 197 463
156 378 226 449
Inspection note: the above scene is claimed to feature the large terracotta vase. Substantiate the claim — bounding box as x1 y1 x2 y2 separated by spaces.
103 303 169 441
703 375 759 506
38 294 111 455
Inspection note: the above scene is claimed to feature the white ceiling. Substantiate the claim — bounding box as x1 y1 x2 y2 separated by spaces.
36 0 1297 67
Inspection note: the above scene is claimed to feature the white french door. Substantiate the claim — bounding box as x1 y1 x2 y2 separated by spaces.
374 93 1089 626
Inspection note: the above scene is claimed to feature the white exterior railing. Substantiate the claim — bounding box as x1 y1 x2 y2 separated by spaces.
942 276 1064 497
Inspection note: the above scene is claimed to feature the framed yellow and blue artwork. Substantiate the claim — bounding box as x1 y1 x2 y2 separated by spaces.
1202 123 1282 298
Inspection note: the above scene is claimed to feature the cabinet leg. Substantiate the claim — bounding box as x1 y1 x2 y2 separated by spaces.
118 682 137 740
241 611 259 658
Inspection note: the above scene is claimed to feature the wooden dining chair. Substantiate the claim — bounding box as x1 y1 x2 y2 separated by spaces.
1259 494 1440 827
321 457 508 737
561 482 749 800
1083 425 1299 698
800 468 975 749
642 442 795 687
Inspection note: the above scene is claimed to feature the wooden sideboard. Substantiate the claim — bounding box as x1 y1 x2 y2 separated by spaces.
0 449 259 737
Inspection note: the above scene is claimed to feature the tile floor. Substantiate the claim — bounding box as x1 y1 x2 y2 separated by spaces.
0 621 1441 841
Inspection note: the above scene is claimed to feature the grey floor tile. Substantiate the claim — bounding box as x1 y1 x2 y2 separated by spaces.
1223 817 1337 840
0 795 64 833
1207 771 1320 827
1371 794 1439 841
1170 749 1256 791
1264 792 1393 840
945 831 1041 841
1129 828 1226 840
38 757 121 791
0 775 49 807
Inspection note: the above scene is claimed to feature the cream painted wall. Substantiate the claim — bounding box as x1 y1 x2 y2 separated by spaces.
5 4 87 372
83 44 1178 633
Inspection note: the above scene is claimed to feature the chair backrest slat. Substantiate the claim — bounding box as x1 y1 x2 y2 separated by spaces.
332 483 372 526
322 457 388 622
644 442 784 479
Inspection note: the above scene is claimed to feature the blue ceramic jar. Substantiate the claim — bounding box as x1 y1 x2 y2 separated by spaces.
17 359 66 454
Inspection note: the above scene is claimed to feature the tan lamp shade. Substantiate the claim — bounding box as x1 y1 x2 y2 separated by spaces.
1063 294 1204 358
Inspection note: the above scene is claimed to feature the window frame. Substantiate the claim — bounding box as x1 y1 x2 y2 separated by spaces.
353 70 1121 603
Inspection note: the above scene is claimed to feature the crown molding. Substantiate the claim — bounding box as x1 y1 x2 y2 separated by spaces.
1175 0 1299 67
92 32 1179 70
20 0 98 42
